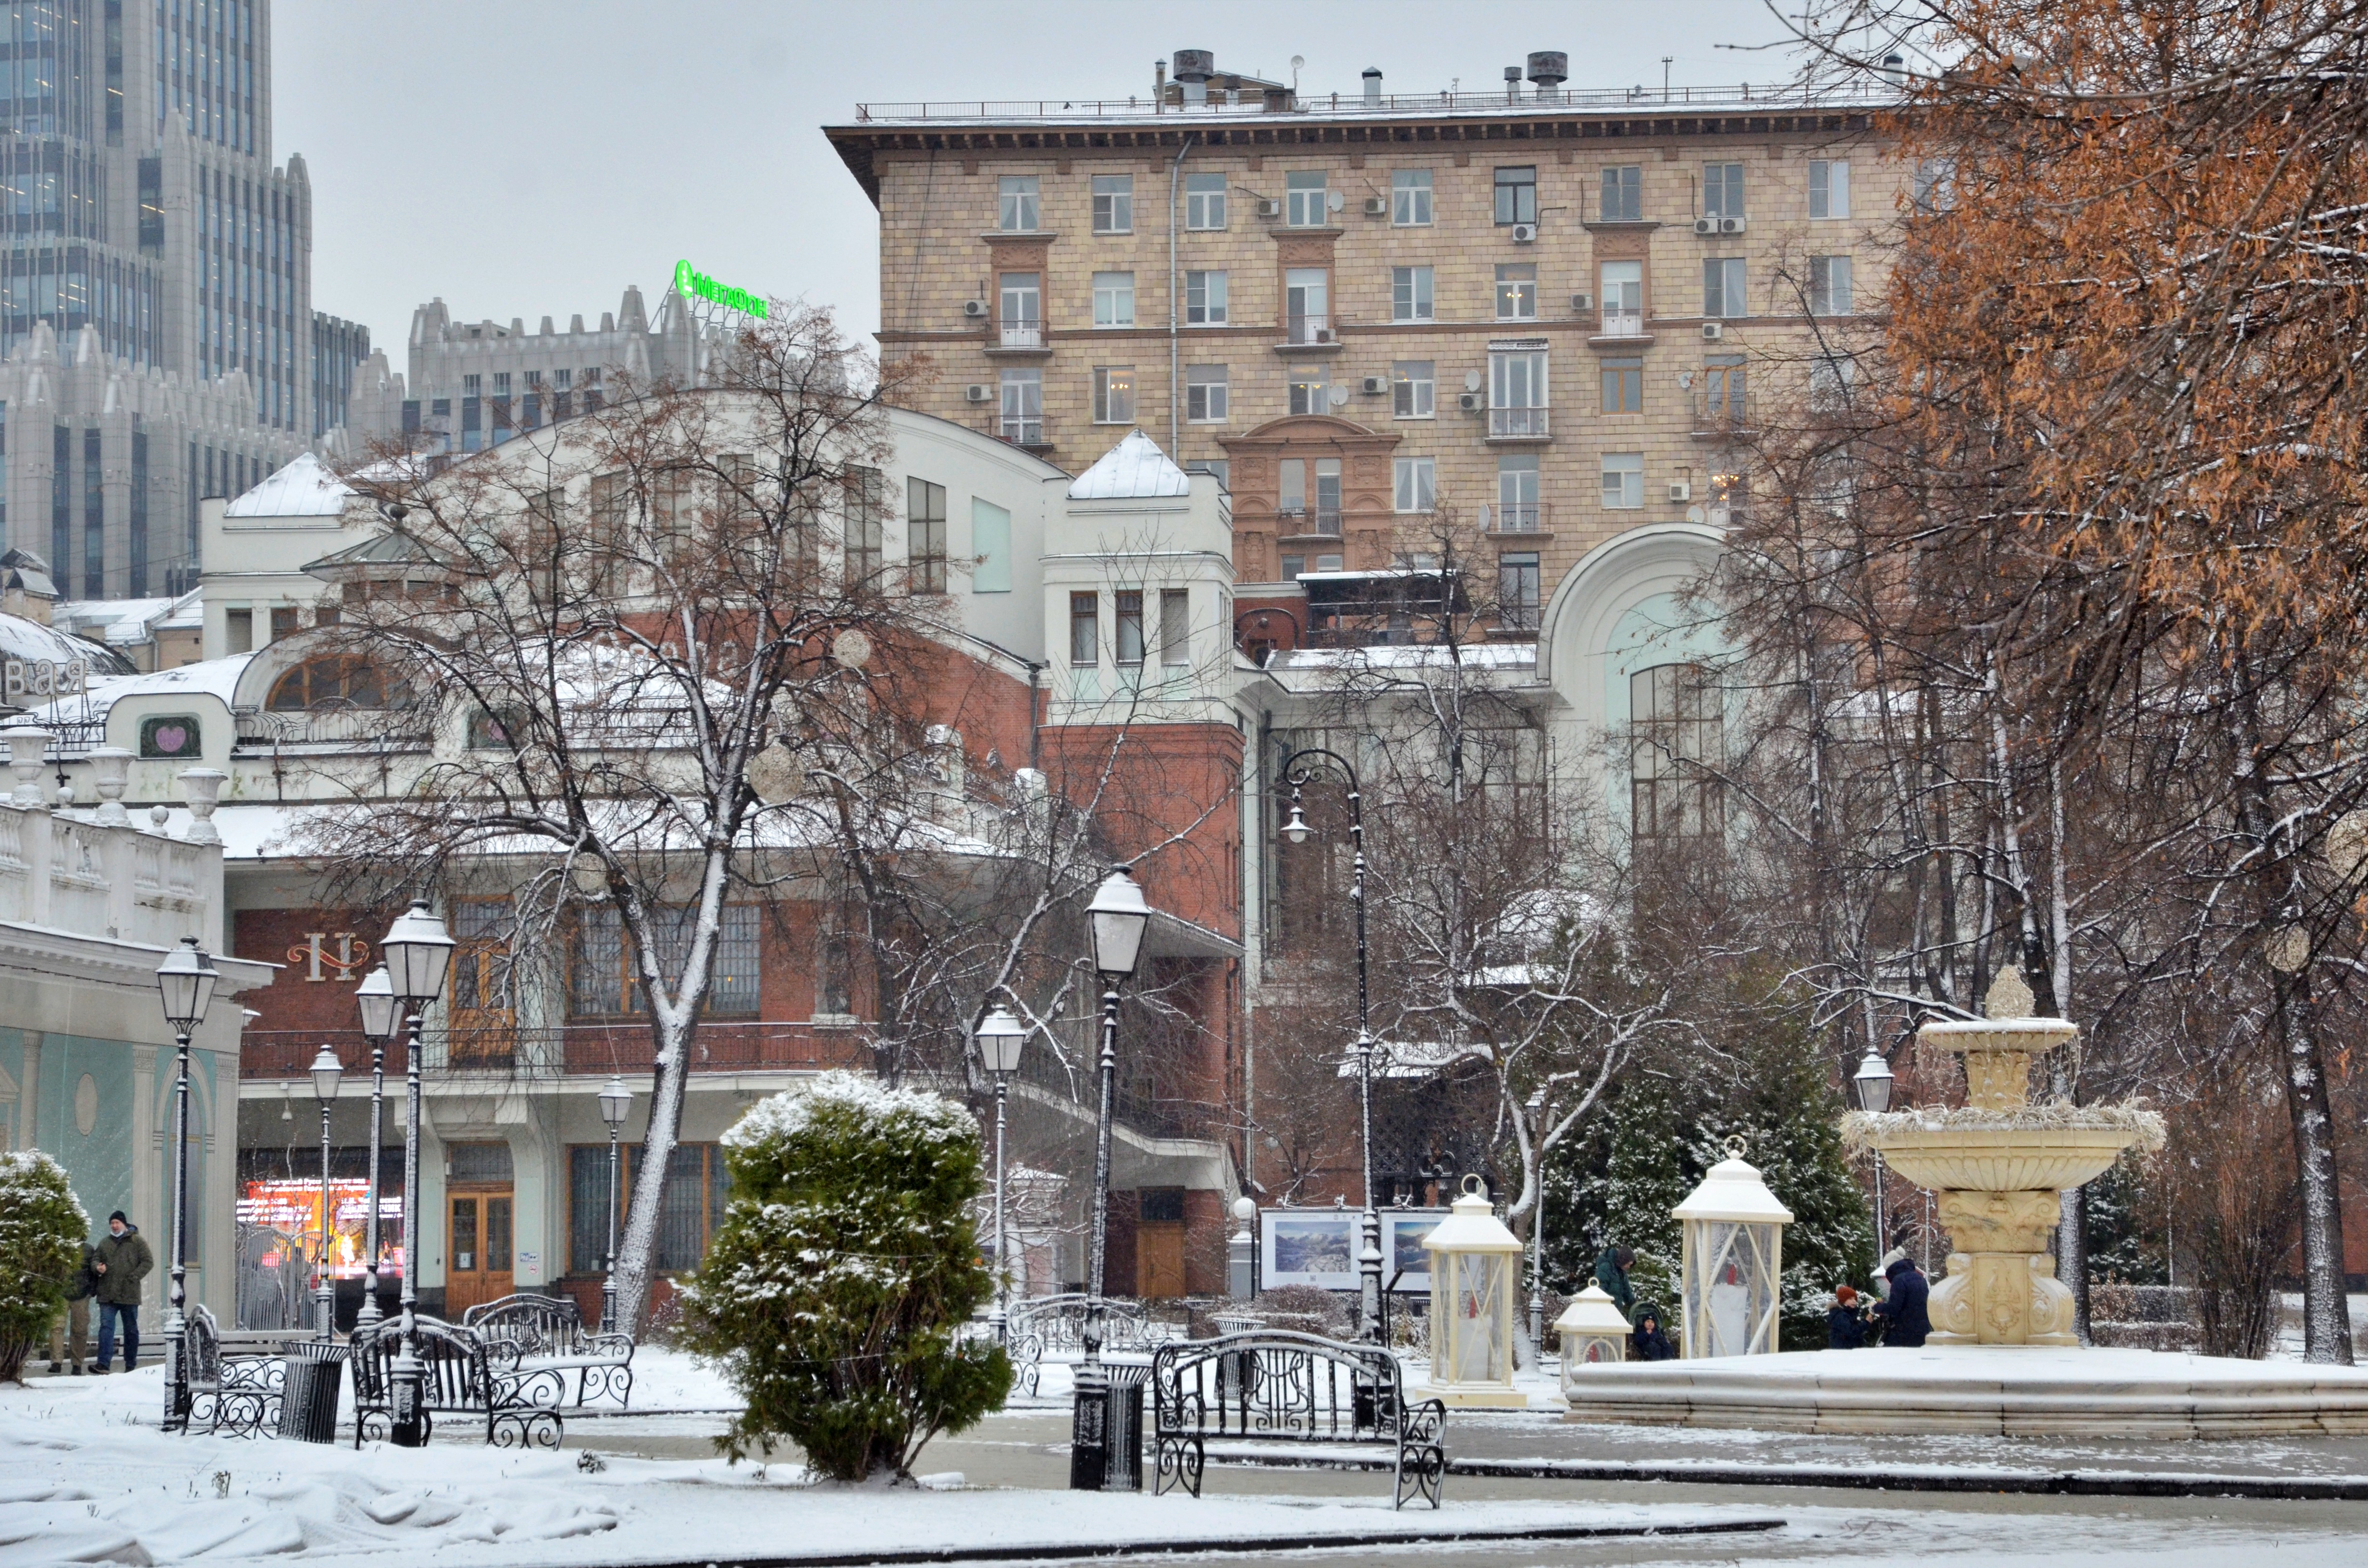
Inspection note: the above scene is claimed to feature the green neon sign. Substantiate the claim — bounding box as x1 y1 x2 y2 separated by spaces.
674 258 769 319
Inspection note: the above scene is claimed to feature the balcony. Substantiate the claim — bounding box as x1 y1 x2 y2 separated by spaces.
238 1021 868 1081
1487 406 1551 441
987 318 1049 355
1277 315 1342 353
233 705 435 751
1594 310 1648 341
1483 500 1551 534
992 414 1054 453
1273 507 1343 538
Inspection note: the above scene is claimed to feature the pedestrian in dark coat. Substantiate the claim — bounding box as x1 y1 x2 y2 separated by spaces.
92 1213 153 1372
1827 1285 1867 1349
1630 1303 1677 1360
1870 1251 1932 1348
47 1243 97 1372
1593 1246 1636 1319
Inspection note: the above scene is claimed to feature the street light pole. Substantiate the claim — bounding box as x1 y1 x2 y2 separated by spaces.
309 1046 344 1338
974 1006 1027 1346
379 900 454 1449
1279 746 1382 1344
1073 870 1150 1492
598 1077 632 1332
1854 1047 1895 1248
154 937 220 1433
354 967 397 1330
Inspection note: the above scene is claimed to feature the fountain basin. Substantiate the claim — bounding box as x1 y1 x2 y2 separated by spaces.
1870 1126 2136 1195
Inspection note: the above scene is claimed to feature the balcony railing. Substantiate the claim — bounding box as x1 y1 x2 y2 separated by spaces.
234 706 435 749
238 1022 868 1081
852 80 1898 124
1283 315 1334 346
1488 406 1550 439
1274 507 1343 537
1597 310 1646 338
995 319 1046 350
1691 387 1759 435
1483 500 1550 533
995 414 1049 448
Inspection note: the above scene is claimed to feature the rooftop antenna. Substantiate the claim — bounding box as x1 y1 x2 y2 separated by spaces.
1290 55 1304 91
1663 56 1674 100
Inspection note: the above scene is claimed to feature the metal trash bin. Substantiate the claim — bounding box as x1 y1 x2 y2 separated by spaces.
276 1343 346 1444
1101 1359 1149 1491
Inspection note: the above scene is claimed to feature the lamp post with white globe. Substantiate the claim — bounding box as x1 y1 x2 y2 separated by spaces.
155 936 220 1431
308 1045 344 1336
598 1076 632 1331
974 1005 1027 1345
378 900 454 1448
1071 868 1151 1491
1853 1048 1895 1245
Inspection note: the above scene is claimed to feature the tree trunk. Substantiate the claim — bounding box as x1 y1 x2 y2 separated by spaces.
2276 974 2355 1364
608 1008 691 1337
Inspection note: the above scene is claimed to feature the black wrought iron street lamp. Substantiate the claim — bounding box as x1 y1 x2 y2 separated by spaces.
379 899 454 1448
308 1045 344 1337
974 1004 1027 1345
354 965 398 1330
155 935 219 1432
1278 746 1384 1345
1071 868 1150 1492
598 1075 632 1332
1854 1047 1895 1245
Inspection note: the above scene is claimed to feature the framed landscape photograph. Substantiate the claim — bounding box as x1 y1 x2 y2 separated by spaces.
1383 1210 1447 1294
1258 1210 1359 1289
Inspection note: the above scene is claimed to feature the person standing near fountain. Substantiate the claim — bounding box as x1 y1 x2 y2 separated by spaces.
1871 1248 1932 1347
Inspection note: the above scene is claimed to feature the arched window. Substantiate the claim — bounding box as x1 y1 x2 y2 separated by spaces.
266 655 405 712
1630 663 1723 847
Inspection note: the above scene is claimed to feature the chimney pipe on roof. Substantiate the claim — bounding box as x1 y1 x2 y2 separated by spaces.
1362 66 1382 105
1503 64 1522 102
1526 51 1568 99
1173 49 1214 106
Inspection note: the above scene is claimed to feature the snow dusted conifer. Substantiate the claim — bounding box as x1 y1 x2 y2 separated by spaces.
678 1071 1008 1482
0 1151 87 1383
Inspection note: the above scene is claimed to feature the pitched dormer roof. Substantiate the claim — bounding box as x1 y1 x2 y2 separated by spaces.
1066 430 1190 500
225 451 354 518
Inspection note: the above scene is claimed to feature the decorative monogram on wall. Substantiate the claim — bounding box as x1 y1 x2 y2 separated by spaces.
289 931 371 981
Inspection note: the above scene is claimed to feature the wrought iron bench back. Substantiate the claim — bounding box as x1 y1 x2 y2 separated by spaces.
349 1317 562 1448
461 1293 585 1356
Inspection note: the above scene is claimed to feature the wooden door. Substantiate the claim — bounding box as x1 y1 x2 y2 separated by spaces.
1137 1225 1186 1298
445 1191 514 1316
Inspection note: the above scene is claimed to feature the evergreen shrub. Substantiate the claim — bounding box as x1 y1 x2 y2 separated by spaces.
0 1151 86 1384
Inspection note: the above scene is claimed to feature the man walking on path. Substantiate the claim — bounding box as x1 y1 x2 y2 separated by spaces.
92 1212 153 1373
45 1241 97 1374
1870 1248 1931 1348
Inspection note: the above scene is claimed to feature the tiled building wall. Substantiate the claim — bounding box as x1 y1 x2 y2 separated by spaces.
875 132 1902 605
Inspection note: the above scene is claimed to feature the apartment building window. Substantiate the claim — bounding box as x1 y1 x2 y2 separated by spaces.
1489 347 1548 438
1093 271 1136 328
999 174 1040 231
998 272 1041 348
1393 455 1436 513
1278 458 1307 520
973 498 1012 592
555 368 572 390
1601 355 1643 413
1497 453 1541 531
1092 174 1134 233
1494 264 1537 321
1392 266 1434 323
907 477 948 593
1601 260 1644 335
1284 268 1329 343
1912 157 1956 214
843 466 884 584
1809 255 1855 316
1703 355 1747 422
1185 364 1229 423
1601 451 1645 509
1631 662 1724 846
570 1143 730 1274
1809 352 1858 408
463 374 481 396
569 906 760 1019
1809 159 1850 219
1601 164 1643 222
1184 171 1227 230
1160 589 1191 666
1393 359 1435 418
1185 269 1228 324
1314 458 1343 531
524 370 543 389
1494 166 1538 225
1392 168 1433 225
1286 170 1329 227
493 372 511 396
999 368 1043 445
1287 366 1331 416
1092 366 1136 424
1703 163 1746 220
1498 551 1542 630
1704 256 1748 318
1114 590 1145 666
1070 591 1099 665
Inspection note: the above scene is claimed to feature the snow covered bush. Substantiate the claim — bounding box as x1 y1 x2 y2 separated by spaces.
0 1151 87 1383
678 1071 1009 1482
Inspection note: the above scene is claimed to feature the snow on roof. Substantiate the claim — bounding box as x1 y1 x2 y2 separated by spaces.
0 610 136 674
1066 430 1191 500
54 597 181 649
154 588 205 631
1265 642 1538 674
224 451 354 518
10 652 255 726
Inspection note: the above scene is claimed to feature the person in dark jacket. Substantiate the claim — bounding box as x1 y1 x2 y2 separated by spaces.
1827 1284 1868 1349
1593 1246 1637 1319
92 1212 154 1373
47 1243 97 1373
1870 1250 1932 1348
1631 1303 1677 1360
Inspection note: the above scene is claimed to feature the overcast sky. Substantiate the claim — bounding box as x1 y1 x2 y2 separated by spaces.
276 0 1804 364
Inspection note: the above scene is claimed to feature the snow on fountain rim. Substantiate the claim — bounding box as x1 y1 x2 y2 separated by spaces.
1917 1016 2082 1046
1839 1104 2168 1154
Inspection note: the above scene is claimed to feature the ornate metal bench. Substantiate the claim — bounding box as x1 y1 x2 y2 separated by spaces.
348 1317 563 1448
1151 1331 1446 1509
1008 1294 1164 1396
460 1292 635 1409
183 1304 284 1438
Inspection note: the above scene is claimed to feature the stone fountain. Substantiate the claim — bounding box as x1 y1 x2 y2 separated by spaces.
1848 969 2164 1347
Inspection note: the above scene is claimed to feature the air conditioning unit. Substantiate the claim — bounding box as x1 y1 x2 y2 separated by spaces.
1360 376 1386 395
964 384 992 403
1719 215 1747 234
1702 321 1725 341
1457 391 1484 413
1363 196 1388 216
1571 292 1593 312
1255 197 1282 219
1668 481 1693 502
1313 327 1333 344
962 299 987 318
1510 222 1538 243
1693 217 1718 236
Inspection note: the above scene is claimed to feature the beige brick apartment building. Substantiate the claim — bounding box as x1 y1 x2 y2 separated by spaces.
827 53 1902 640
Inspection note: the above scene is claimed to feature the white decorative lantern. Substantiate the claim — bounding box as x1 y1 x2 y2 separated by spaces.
1419 1176 1527 1409
1672 1137 1794 1359
1553 1281 1631 1392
